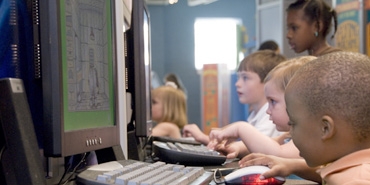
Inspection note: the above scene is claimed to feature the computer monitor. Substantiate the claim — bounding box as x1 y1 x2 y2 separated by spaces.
39 0 121 158
125 0 153 137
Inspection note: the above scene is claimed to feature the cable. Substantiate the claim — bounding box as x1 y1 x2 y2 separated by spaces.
57 161 72 185
58 153 87 185
0 145 6 161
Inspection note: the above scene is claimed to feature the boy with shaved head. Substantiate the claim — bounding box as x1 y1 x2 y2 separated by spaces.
285 51 370 184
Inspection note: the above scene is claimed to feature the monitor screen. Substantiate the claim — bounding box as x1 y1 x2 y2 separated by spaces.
143 4 152 135
40 0 120 157
125 0 153 137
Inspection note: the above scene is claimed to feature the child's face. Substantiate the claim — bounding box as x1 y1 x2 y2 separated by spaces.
151 96 163 122
286 9 316 53
235 70 265 105
264 81 290 131
285 91 325 167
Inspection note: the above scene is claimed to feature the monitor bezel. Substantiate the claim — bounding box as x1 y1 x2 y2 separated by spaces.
40 0 120 157
125 0 153 137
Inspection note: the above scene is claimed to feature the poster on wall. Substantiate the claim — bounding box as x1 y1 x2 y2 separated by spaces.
202 64 219 135
201 63 230 135
335 0 361 52
366 0 370 56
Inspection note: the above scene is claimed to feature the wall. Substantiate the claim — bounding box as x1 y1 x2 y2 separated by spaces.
148 0 256 125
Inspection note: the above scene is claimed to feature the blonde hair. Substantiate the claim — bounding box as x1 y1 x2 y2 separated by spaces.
264 56 317 92
151 86 187 129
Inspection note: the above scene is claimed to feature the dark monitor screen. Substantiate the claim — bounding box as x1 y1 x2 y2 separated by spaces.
125 0 153 137
40 0 120 157
143 4 152 134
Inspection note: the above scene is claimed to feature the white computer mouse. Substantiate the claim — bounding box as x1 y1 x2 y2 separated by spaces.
224 165 285 185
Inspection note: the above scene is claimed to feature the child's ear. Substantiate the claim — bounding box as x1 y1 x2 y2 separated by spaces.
316 20 324 35
321 115 335 140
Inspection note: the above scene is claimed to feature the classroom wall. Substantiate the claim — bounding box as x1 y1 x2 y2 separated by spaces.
148 0 256 126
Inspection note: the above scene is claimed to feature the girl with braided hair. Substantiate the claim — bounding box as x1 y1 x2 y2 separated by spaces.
286 0 342 56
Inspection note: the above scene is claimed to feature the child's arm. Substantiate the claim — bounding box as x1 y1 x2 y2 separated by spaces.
152 122 181 139
239 153 322 183
208 121 247 144
273 132 291 145
213 141 250 159
182 124 210 145
209 122 300 158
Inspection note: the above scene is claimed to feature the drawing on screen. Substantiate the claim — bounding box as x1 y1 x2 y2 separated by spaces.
64 0 110 111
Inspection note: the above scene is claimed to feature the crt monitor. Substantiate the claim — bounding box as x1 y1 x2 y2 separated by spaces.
39 0 121 157
125 0 153 137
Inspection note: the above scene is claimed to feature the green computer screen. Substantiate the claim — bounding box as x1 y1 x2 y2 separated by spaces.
59 0 115 131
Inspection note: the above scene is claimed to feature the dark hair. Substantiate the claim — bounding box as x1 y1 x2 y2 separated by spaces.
287 0 337 38
164 73 187 94
258 40 279 51
287 52 370 141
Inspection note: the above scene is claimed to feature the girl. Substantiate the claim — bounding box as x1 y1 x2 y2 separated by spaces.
151 86 187 138
286 0 341 56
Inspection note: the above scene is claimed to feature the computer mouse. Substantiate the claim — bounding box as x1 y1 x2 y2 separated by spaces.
224 165 285 185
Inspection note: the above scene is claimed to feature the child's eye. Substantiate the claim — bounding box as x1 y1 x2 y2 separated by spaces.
292 26 298 31
287 25 297 32
237 74 248 81
269 99 276 105
267 97 277 106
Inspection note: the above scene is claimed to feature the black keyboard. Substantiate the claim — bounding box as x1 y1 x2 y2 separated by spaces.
152 141 227 166
76 159 213 185
152 136 201 145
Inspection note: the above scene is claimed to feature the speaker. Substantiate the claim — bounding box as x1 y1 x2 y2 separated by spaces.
0 78 46 185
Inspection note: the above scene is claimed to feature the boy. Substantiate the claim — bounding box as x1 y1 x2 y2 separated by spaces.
285 52 370 184
208 56 316 159
183 50 285 146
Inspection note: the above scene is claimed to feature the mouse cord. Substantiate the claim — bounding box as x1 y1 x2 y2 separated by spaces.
213 168 226 184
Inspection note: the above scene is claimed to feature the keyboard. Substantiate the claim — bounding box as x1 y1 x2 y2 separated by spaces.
152 141 227 166
76 159 213 185
151 136 201 145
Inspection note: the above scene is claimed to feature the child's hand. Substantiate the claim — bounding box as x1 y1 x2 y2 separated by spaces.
238 153 293 179
213 141 241 159
182 124 209 145
208 122 245 145
239 153 322 183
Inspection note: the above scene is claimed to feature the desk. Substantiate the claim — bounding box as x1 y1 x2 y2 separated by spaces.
209 179 317 185
68 159 319 185
284 179 318 185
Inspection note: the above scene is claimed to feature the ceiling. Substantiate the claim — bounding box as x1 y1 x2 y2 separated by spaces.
145 0 218 6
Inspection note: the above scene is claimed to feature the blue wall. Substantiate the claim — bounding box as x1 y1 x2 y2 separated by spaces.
148 0 256 126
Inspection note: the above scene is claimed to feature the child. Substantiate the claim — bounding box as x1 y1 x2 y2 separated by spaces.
151 86 187 138
183 50 286 145
163 73 187 98
284 52 370 184
258 40 280 54
208 56 317 160
286 0 341 56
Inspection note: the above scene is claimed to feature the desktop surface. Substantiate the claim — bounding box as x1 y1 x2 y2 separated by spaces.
66 137 318 185
69 158 318 185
